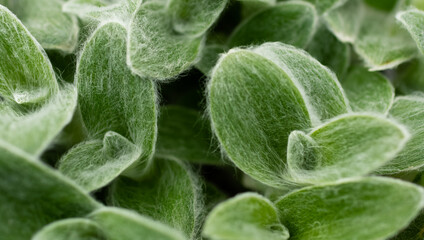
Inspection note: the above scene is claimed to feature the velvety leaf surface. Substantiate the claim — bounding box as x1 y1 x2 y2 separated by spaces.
128 2 203 80
3 0 79 53
397 9 424 54
378 96 424 173
275 177 424 240
306 23 350 77
0 5 58 104
108 158 202 239
392 212 424 240
340 66 394 113
228 2 318 48
0 143 100 240
58 22 157 191
168 0 227 36
32 219 106 240
89 207 186 240
156 105 221 165
286 114 409 185
303 0 348 14
203 193 289 240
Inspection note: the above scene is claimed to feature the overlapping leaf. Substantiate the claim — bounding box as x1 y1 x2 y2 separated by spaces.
275 177 424 240
303 0 348 14
32 219 106 240
286 114 408 185
203 193 289 240
208 42 348 187
397 9 424 54
228 2 318 48
340 66 394 113
58 22 157 192
108 157 203 239
2 0 79 53
0 143 100 240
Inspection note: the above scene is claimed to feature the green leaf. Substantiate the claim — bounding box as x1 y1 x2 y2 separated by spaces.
0 143 100 240
392 211 424 240
394 56 424 94
325 0 417 70
208 42 348 187
0 84 78 156
203 193 289 240
3 0 79 53
128 2 203 80
306 23 350 77
32 219 106 240
108 157 203 239
228 2 318 48
168 0 228 36
275 177 424 240
397 9 424 55
286 114 409 185
340 66 394 113
303 0 348 14
364 0 398 11
156 105 222 165
378 96 424 173
89 207 186 240
58 22 157 191
0 5 58 104
195 44 227 75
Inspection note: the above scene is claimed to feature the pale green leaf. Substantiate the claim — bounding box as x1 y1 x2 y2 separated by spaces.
0 5 58 104
306 23 350 77
392 212 424 240
208 42 348 187
286 114 409 185
156 105 221 165
0 84 77 156
128 2 203 80
32 219 106 240
195 44 227 75
108 157 203 239
168 0 228 36
228 2 318 48
303 0 348 14
89 207 186 240
378 96 424 173
340 66 394 113
3 0 79 53
275 177 424 240
0 143 100 240
397 9 424 54
58 22 157 191
203 193 289 240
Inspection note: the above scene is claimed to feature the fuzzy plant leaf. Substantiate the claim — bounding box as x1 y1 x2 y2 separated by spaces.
397 9 424 54
392 212 424 240
208 42 348 187
58 22 157 191
32 219 106 240
2 0 79 53
128 1 203 80
340 66 394 113
0 5 58 104
228 2 318 48
168 0 228 36
275 177 424 240
203 193 289 240
286 114 409 185
89 207 186 240
325 0 417 71
108 157 202 239
156 105 221 165
306 23 350 77
109 158 203 237
195 44 227 75
378 96 424 173
394 56 424 93
0 143 100 240
303 0 348 14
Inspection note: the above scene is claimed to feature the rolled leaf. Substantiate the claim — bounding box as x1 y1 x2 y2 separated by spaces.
228 2 318 48
275 177 424 240
108 157 203 239
128 2 203 80
203 193 289 240
90 207 186 240
286 114 409 185
340 66 394 113
32 219 106 240
0 143 100 240
397 9 424 54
